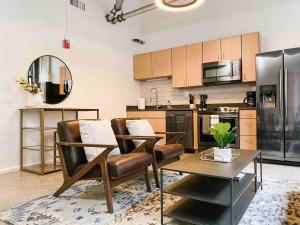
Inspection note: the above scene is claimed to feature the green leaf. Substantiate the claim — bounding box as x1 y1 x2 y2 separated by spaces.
209 122 237 148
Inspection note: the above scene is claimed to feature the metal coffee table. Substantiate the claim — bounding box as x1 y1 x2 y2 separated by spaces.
160 149 262 225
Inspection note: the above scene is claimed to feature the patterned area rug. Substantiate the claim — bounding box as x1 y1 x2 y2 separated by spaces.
0 172 300 225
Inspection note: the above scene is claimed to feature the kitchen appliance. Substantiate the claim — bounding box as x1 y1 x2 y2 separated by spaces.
243 91 256 107
199 94 208 109
166 110 194 153
256 47 300 163
202 60 242 86
198 107 239 151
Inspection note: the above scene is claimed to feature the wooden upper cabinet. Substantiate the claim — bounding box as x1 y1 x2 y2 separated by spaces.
221 35 242 60
187 42 203 87
242 32 260 82
172 46 187 88
203 39 221 63
152 49 172 78
133 53 152 80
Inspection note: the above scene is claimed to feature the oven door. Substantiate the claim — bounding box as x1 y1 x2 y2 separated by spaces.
198 113 239 151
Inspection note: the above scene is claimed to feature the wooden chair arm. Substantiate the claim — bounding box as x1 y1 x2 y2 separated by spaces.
56 142 118 149
115 135 162 141
155 131 185 136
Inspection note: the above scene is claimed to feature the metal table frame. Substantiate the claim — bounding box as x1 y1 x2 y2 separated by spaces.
160 151 262 225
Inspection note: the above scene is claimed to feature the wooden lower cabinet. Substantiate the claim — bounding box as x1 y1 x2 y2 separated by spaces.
240 136 257 150
127 111 166 145
239 110 257 150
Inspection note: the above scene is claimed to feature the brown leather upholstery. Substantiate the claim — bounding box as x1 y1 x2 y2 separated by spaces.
111 118 136 154
108 152 152 179
154 144 184 162
57 120 88 176
111 118 184 163
55 120 153 213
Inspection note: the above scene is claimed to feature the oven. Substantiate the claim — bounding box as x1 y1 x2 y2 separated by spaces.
202 60 242 85
198 112 239 151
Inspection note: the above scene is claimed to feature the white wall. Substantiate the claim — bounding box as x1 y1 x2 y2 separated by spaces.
0 0 141 172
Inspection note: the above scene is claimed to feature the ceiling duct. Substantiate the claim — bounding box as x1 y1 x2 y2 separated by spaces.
106 1 157 24
106 0 125 22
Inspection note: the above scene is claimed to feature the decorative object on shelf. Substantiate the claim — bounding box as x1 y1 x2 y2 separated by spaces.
16 78 43 107
209 122 238 162
27 55 73 104
16 78 41 94
155 0 205 12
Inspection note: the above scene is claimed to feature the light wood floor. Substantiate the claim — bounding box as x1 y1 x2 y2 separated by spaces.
1 159 300 224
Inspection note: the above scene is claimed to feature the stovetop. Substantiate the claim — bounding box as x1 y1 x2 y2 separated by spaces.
199 107 239 113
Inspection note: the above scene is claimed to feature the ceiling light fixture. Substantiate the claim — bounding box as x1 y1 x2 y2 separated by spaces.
155 0 205 12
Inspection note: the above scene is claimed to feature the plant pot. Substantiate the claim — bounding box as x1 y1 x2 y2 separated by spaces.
26 93 44 107
213 147 233 162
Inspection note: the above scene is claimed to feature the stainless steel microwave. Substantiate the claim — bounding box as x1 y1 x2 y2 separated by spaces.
202 60 242 85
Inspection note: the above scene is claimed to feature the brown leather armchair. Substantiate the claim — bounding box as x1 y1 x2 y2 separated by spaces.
111 118 185 188
54 120 158 213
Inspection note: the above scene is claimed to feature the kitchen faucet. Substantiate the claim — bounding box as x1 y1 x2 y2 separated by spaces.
150 88 159 110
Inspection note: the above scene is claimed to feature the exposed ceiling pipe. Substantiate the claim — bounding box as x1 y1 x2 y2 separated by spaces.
106 0 125 22
110 3 157 24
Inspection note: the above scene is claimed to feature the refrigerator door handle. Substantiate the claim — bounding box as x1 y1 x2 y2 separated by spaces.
285 69 288 118
279 69 283 116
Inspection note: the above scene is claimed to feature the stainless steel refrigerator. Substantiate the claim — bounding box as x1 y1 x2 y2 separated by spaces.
256 47 300 163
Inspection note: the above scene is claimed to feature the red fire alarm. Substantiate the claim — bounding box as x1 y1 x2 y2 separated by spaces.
63 39 71 49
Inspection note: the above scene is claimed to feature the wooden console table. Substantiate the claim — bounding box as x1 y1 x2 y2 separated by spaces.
20 107 99 175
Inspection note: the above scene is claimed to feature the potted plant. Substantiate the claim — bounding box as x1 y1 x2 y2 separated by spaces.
209 122 238 162
16 78 43 106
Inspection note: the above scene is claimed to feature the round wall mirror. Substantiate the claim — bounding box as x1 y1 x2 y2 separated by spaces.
28 55 72 104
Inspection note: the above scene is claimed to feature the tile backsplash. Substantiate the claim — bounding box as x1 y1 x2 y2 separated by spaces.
140 79 256 106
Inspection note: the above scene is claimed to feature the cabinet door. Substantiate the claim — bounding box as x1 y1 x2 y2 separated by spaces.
240 119 257 136
187 42 203 87
147 118 166 145
152 49 172 78
242 32 260 82
203 39 221 63
240 136 257 150
133 53 152 80
172 46 187 88
221 35 241 60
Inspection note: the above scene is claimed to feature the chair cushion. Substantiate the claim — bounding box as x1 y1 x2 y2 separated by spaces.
79 120 120 162
154 144 184 161
108 152 153 179
126 120 159 147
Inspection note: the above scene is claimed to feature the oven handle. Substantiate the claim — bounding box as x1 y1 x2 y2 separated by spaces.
198 114 238 118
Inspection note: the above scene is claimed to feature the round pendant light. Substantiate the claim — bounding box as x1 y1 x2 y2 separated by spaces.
155 0 205 12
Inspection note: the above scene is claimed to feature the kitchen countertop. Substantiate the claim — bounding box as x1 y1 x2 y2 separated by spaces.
126 105 195 111
126 104 256 112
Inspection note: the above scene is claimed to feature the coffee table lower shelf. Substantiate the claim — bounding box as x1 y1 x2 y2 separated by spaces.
164 182 260 225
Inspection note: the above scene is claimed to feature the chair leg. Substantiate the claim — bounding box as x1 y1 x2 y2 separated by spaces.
53 182 73 197
144 168 152 193
150 151 160 188
100 163 114 213
152 163 160 189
